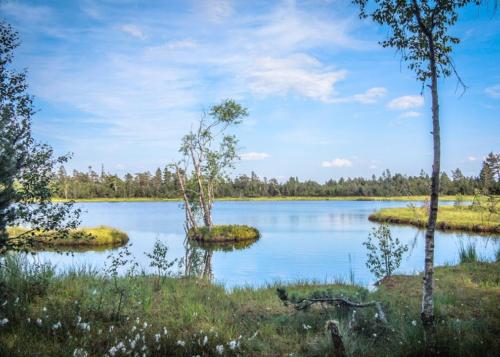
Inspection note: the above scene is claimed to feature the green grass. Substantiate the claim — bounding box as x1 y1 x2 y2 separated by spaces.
6 226 129 249
369 205 500 234
52 195 476 203
0 256 498 356
188 224 260 243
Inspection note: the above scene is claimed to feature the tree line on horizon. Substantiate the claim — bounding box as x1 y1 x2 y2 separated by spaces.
54 152 499 199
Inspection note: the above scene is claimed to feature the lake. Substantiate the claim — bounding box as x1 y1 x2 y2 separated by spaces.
33 201 499 288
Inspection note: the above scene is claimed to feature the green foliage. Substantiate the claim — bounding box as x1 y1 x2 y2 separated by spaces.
144 239 179 289
363 224 408 280
188 224 260 243
1 257 498 356
0 20 80 251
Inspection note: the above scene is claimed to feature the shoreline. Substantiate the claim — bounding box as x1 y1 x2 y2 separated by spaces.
52 195 475 203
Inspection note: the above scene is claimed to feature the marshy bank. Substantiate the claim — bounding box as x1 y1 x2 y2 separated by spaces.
0 256 498 356
6 226 129 251
369 205 500 234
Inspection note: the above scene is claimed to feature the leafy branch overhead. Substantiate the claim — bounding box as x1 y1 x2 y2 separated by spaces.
0 20 80 251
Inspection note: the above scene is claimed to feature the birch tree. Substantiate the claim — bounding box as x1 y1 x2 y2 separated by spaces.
352 0 485 334
175 99 248 231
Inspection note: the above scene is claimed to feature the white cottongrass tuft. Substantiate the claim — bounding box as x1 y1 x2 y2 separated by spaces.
0 318 8 326
216 345 224 354
176 340 186 347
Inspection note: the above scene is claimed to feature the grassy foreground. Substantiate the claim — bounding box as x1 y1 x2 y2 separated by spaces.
369 206 500 234
6 226 129 249
52 195 475 203
188 225 260 243
0 256 498 356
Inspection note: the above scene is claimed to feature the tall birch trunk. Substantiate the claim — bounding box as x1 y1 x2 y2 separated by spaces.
421 37 440 330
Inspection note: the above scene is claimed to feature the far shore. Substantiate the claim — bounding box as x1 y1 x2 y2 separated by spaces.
52 195 476 203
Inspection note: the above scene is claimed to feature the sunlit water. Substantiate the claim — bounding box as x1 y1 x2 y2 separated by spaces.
31 201 499 288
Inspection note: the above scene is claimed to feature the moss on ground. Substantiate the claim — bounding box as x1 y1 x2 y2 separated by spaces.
6 225 129 249
188 224 260 243
369 205 500 234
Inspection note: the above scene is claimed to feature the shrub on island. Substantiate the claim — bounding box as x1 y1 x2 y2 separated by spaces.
7 225 129 249
188 224 260 243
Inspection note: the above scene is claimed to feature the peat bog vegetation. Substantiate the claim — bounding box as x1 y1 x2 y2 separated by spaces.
0 256 499 356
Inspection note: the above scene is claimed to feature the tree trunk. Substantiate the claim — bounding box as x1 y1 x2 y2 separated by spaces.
326 320 346 357
421 38 440 331
189 147 212 228
175 167 197 231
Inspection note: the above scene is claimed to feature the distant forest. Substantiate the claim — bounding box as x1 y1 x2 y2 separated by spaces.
54 153 499 199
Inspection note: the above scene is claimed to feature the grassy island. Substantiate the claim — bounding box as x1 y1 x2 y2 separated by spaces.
6 225 129 249
0 256 498 356
369 206 500 234
188 224 260 243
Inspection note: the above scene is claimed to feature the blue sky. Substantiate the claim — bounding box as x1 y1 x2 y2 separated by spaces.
2 0 499 181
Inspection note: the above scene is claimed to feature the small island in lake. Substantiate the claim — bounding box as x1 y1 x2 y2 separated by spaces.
188 224 260 243
7 226 129 250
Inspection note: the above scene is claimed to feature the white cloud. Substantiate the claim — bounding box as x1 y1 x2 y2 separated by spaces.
369 164 378 169
119 24 146 39
388 95 424 110
351 87 387 104
468 156 477 161
246 55 347 102
240 152 270 161
321 158 352 168
485 84 500 99
400 111 421 118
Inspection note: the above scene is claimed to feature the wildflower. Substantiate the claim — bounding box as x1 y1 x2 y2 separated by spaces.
143 322 148 329
98 329 102 335
203 335 208 345
72 348 88 357
14 297 19 304
374 313 379 319
130 339 136 349
76 316 82 323
108 346 118 356
52 321 62 330
109 325 115 332
77 322 90 332
27 318 31 323
42 307 47 312
92 289 97 295
228 340 238 350
132 326 137 332
373 333 377 338
36 318 43 327
411 320 417 326
0 318 8 326
216 345 224 355
163 327 168 336
155 333 161 343
176 340 185 347
302 324 312 330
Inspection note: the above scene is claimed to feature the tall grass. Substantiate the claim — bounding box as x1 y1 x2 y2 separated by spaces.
458 241 479 263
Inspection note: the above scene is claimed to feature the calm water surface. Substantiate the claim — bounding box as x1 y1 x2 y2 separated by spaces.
34 201 499 288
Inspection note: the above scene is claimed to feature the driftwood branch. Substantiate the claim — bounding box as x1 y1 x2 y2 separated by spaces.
325 320 346 357
277 288 387 323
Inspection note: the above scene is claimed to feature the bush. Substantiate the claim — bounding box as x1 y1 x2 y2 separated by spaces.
363 224 408 280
